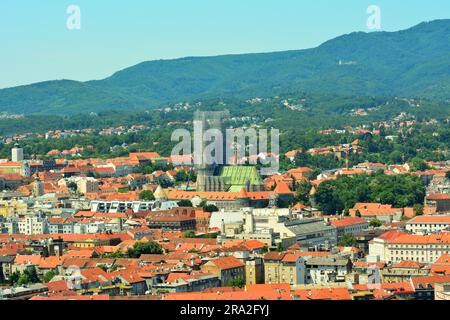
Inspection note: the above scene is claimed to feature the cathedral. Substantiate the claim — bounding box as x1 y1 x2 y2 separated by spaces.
194 111 265 193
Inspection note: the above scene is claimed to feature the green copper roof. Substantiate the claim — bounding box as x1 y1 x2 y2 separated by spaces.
229 185 245 192
219 166 263 189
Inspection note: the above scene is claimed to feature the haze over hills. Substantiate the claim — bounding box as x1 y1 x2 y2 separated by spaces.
0 19 449 115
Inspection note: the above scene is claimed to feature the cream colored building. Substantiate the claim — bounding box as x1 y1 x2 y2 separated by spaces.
212 208 297 248
0 199 28 218
212 208 336 250
405 215 450 235
368 231 406 262
386 233 450 264
76 178 99 195
435 282 450 300
18 213 48 235
263 252 305 285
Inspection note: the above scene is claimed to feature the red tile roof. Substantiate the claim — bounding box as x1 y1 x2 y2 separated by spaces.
208 256 244 270
391 260 425 269
411 275 450 289
331 217 368 228
408 215 450 224
292 288 352 300
376 230 407 241
427 194 450 201
389 233 450 245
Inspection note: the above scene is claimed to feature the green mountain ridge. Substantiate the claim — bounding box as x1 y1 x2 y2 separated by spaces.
1 19 449 115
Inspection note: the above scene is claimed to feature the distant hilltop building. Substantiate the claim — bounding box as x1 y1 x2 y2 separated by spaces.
11 143 24 162
338 60 357 66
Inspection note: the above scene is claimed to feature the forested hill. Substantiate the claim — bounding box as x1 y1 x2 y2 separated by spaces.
0 19 449 115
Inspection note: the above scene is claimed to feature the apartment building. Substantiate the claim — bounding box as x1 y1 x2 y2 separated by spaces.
18 213 48 235
410 275 450 300
245 258 264 285
368 230 408 262
48 218 78 234
263 252 305 286
426 194 450 213
200 256 246 286
304 256 352 285
76 178 99 195
405 215 450 234
386 233 450 264
382 261 430 283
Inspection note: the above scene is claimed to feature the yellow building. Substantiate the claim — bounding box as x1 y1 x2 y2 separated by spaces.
69 238 110 248
0 199 28 218
245 258 264 285
0 162 25 175
263 252 304 285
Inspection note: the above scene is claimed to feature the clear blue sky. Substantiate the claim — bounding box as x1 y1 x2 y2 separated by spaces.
0 0 448 89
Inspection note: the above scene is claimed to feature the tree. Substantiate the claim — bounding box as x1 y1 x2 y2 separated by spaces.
8 271 20 286
175 170 189 182
16 267 40 286
154 176 173 188
410 157 430 172
446 171 450 180
355 210 362 218
42 270 56 283
139 190 155 201
126 241 163 258
103 249 124 259
295 179 312 204
315 173 426 213
227 278 245 288
314 182 343 214
97 264 108 272
389 150 403 164
177 200 193 207
203 204 219 213
306 169 322 181
276 243 284 252
68 182 77 191
183 230 197 238
413 204 424 216
203 232 218 239
27 267 40 283
369 219 383 228
338 233 357 247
